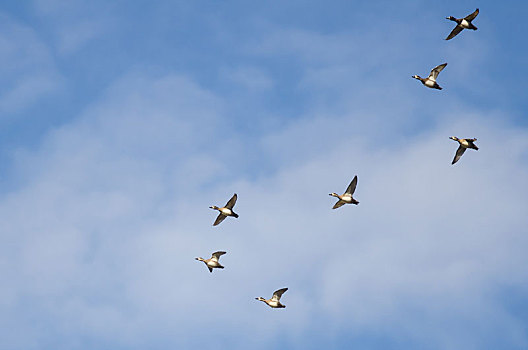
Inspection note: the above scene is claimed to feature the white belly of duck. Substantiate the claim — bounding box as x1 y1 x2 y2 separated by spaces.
267 300 280 308
340 195 352 203
461 19 470 28
460 139 469 147
208 261 221 268
425 80 436 87
220 208 232 215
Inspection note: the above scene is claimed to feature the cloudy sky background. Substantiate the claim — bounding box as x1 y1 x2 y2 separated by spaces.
1 0 528 349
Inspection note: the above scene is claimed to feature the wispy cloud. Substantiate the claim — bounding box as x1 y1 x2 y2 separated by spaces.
31 0 115 55
0 13 63 116
1 1 528 349
0 68 527 349
221 66 274 90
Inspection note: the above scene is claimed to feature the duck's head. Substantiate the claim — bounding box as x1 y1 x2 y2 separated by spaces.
411 75 420 80
195 257 204 262
209 205 219 210
446 16 456 21
255 297 266 302
329 192 339 198
449 136 459 141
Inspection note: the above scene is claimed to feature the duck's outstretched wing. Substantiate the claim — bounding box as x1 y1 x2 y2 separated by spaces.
446 26 463 40
213 213 227 226
429 63 447 80
345 175 358 195
452 145 466 165
225 193 237 209
332 200 346 209
272 288 288 301
212 251 226 260
465 8 479 21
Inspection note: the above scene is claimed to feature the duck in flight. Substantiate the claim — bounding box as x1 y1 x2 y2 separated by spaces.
445 8 479 40
256 288 288 308
449 137 478 165
209 193 238 226
329 175 359 209
195 251 227 273
412 63 447 90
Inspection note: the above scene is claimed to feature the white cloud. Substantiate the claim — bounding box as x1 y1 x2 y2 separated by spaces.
221 66 274 90
31 0 114 55
0 13 63 115
1 2 527 348
0 66 527 349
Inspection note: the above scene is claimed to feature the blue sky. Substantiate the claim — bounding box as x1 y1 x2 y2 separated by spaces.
1 1 528 349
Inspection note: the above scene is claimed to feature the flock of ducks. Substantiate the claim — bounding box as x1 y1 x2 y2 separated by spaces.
199 192 290 308
195 8 480 309
412 8 480 165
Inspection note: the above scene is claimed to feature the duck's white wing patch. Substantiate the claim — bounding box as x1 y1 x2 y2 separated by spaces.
272 288 288 301
429 63 447 80
452 145 466 165
446 25 463 40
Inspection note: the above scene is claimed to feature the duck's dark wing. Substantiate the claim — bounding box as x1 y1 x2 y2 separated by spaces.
332 200 346 209
213 213 227 226
465 8 479 21
446 25 463 40
429 63 447 80
212 251 226 260
468 140 479 150
272 288 288 301
452 145 466 165
345 175 358 195
225 193 237 209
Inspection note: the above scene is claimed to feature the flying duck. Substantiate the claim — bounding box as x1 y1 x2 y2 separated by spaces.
449 136 478 165
195 251 226 273
445 8 479 40
209 193 238 226
412 63 447 90
329 175 359 209
256 287 288 308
